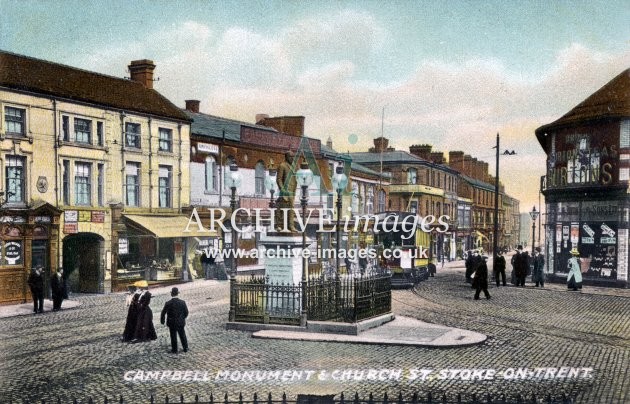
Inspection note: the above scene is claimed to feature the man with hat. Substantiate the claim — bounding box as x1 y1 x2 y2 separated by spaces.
160 287 189 353
567 248 583 291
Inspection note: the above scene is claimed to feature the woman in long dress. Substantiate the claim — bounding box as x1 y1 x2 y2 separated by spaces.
122 287 141 342
567 248 583 291
134 291 158 342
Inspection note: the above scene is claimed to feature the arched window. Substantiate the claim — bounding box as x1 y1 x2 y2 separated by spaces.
255 161 265 195
205 156 217 192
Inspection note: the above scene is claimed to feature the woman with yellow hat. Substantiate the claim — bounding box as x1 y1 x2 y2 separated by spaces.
567 248 583 291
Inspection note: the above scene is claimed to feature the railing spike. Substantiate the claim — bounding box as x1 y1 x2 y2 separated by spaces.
354 391 360 404
119 395 124 404
180 393 185 403
195 394 199 403
267 392 272 404
165 394 169 404
149 395 154 404
383 391 388 404
427 391 433 403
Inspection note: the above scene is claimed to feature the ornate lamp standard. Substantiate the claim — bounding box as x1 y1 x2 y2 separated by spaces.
295 161 313 327
225 163 242 322
529 206 539 255
264 165 278 209
332 165 348 277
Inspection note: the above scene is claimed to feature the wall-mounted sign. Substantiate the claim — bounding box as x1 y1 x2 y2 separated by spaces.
0 216 26 223
78 211 92 222
34 216 51 223
63 223 78 234
119 238 129 255
91 211 105 223
5 241 22 265
197 143 219 154
64 211 78 222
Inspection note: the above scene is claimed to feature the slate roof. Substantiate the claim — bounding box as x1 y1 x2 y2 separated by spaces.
350 161 392 179
0 50 189 122
536 68 630 149
350 151 459 174
460 174 495 192
184 110 279 142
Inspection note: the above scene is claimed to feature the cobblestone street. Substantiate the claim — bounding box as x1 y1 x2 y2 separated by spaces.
1 260 628 403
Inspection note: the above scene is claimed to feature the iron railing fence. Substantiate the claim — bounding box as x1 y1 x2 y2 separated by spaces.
231 274 392 325
28 391 576 404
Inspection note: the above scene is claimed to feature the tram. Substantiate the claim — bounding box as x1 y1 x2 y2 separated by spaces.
373 211 431 288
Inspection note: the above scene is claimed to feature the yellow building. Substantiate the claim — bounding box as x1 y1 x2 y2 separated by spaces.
0 51 191 303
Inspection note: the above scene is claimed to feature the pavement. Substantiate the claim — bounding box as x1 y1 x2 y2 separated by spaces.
0 298 81 318
1 259 629 403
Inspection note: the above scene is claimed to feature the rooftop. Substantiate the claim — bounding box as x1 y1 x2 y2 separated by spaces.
0 50 189 122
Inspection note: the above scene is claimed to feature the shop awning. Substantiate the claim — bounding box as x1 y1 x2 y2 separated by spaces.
123 214 218 238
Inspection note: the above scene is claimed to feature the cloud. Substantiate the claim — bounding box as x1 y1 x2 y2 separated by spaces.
67 12 630 212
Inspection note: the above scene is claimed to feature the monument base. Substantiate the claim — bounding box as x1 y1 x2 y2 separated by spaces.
260 232 311 285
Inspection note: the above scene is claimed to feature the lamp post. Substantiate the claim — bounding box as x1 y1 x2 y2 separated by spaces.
225 163 241 322
264 165 278 209
332 165 348 277
529 206 539 255
295 161 313 327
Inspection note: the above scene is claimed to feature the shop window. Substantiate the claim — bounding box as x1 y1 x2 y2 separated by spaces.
159 165 172 208
6 155 25 203
126 162 140 207
74 162 91 206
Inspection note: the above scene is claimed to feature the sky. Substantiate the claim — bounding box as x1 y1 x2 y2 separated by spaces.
2 0 630 213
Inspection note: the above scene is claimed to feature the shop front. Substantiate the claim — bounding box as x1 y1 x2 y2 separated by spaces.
545 199 628 287
536 67 630 288
0 202 61 305
113 214 209 291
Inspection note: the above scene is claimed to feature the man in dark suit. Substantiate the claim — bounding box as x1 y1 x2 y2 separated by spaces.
28 267 45 313
160 287 189 353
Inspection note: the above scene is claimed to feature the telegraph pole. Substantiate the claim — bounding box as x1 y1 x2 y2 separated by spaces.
493 133 500 266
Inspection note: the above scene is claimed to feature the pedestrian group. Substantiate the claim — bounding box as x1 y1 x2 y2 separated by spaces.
122 282 189 354
465 243 585 300
27 266 68 314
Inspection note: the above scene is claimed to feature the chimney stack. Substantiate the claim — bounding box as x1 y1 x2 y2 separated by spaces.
430 152 445 164
449 151 465 172
409 144 432 160
372 137 389 153
326 137 333 149
128 59 156 89
185 100 200 113
257 115 305 137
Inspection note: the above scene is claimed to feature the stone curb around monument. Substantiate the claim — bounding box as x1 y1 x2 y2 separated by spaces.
248 316 487 348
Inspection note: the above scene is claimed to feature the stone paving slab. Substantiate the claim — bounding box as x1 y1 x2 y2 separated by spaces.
252 316 487 347
0 298 81 318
